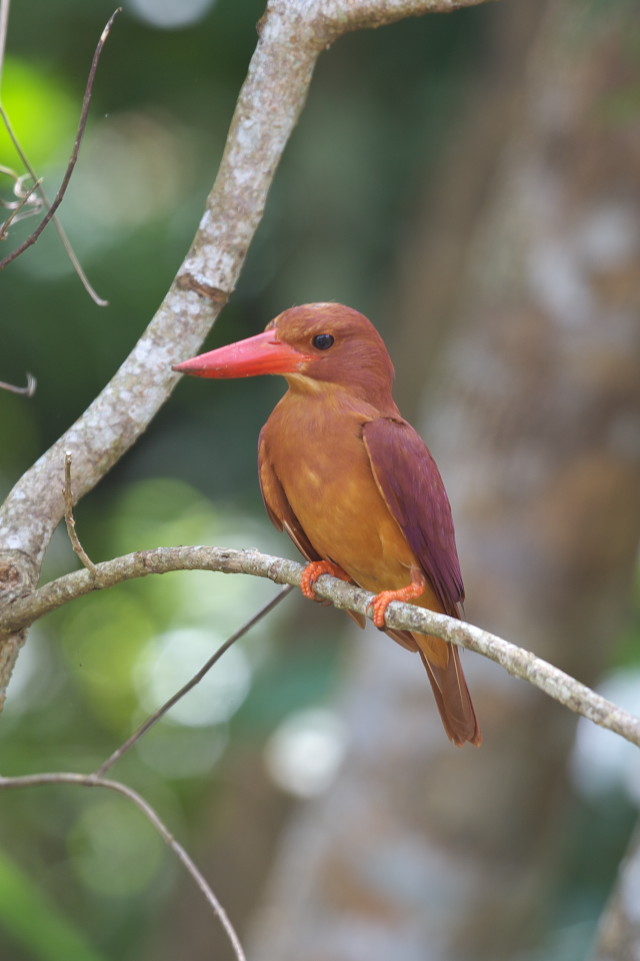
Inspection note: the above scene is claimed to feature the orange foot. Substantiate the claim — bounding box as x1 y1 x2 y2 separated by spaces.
369 573 426 629
301 560 352 600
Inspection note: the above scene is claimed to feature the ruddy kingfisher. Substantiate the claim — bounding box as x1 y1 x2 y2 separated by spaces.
173 303 480 746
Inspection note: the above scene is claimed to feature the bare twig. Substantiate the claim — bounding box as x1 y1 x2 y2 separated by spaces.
0 170 43 237
0 8 121 303
3 544 640 749
0 771 247 961
0 372 36 396
63 452 97 575
96 583 294 776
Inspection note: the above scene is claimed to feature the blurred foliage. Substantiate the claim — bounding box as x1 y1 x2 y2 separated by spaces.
0 59 77 167
0 848 108 961
0 1 638 960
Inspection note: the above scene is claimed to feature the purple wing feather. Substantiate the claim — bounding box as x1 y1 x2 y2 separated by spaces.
362 418 464 616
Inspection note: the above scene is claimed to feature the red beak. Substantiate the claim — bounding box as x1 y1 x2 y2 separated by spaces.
172 329 311 379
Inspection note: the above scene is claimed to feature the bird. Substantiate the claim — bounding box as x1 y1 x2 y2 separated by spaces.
173 303 480 746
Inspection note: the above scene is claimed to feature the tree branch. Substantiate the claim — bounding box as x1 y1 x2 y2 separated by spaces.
3 543 639 748
318 0 496 34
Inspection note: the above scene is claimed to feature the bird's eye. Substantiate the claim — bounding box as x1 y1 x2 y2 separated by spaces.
312 333 334 351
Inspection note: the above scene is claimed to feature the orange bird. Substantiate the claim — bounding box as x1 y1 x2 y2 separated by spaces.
173 303 480 746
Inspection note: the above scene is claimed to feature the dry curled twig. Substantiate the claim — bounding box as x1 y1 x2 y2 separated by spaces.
0 372 36 396
63 452 98 575
0 168 43 237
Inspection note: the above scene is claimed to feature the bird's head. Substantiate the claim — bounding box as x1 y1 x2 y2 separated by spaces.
173 303 396 407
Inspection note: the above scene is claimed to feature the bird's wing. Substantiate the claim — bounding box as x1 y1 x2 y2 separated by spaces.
258 427 321 563
362 418 464 616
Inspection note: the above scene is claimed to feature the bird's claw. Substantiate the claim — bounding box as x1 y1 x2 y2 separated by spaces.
300 565 322 600
367 592 395 629
368 577 427 629
300 560 350 600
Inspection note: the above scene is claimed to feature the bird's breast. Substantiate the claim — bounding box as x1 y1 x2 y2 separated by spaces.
264 395 417 591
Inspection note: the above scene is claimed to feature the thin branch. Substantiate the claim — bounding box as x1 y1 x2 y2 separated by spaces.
0 9 121 303
3 543 640 748
0 372 36 396
0 771 247 961
96 584 294 776
0 171 43 238
321 0 498 35
63 452 97 575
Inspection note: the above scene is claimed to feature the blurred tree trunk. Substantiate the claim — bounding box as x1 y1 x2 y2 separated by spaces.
247 1 640 959
594 823 640 961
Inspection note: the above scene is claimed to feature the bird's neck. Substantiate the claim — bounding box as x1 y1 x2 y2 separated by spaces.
283 373 399 417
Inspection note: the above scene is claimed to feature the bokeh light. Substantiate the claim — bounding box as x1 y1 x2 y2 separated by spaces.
264 707 346 797
127 0 219 30
135 627 252 726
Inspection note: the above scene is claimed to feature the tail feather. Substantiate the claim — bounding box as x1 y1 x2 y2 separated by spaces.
419 642 481 746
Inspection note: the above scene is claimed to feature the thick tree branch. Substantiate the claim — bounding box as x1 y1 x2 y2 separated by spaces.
3 544 639 748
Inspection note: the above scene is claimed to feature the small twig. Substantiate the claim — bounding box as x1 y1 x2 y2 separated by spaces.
0 171 43 238
0 771 247 961
0 9 121 304
63 452 97 575
97 584 294 776
0 372 36 396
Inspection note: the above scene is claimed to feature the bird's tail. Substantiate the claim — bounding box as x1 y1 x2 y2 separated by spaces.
419 640 481 746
